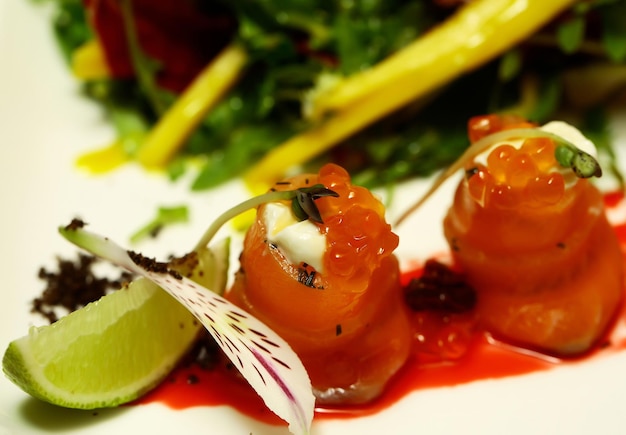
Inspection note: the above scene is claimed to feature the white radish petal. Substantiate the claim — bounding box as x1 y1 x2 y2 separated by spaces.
59 223 315 435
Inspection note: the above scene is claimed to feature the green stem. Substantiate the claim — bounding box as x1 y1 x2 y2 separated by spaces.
193 190 296 251
119 0 168 115
394 128 601 226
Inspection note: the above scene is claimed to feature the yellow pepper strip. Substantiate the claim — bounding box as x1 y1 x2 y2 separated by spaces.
75 139 130 174
308 0 576 120
136 43 248 169
71 39 112 80
245 0 575 192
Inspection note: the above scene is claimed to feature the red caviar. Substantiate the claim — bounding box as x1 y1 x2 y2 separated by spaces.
466 132 566 209
445 114 624 355
467 113 535 143
225 163 411 404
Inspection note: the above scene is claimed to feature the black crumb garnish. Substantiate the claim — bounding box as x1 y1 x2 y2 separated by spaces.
297 263 318 288
186 374 200 385
180 329 222 371
169 251 200 278
32 253 133 323
404 260 476 313
335 324 342 336
465 167 479 179
65 218 86 231
127 250 182 279
149 225 163 239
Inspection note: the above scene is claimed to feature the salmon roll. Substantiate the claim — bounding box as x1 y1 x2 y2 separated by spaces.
443 115 624 356
226 163 411 404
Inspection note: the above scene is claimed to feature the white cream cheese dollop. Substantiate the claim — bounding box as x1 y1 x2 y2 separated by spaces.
262 202 327 273
540 121 598 158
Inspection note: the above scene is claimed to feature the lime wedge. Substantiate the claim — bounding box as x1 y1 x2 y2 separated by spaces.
2 239 230 409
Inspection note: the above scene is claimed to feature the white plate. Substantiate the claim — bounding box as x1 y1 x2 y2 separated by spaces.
2 2 626 434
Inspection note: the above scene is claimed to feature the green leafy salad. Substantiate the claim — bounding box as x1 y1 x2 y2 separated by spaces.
41 0 626 191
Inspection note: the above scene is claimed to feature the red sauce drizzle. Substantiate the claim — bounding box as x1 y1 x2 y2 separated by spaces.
604 190 625 208
135 193 626 426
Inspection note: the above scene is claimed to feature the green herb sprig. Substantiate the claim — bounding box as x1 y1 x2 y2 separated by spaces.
395 127 603 226
194 185 337 251
291 185 339 223
555 144 602 178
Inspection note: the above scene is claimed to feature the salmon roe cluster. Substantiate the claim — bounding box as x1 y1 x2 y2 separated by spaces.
466 115 566 208
467 114 535 143
269 164 398 284
315 164 399 282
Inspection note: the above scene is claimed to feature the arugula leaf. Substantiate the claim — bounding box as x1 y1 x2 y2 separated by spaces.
40 0 92 64
557 15 585 54
129 205 190 244
333 0 434 75
601 0 626 62
191 124 293 190
498 49 523 82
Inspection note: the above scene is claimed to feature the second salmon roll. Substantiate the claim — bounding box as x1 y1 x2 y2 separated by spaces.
443 115 624 356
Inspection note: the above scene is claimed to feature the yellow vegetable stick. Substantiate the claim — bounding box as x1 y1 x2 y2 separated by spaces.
75 139 130 174
245 0 575 192
71 39 111 80
137 43 248 169
245 93 398 193
308 0 575 119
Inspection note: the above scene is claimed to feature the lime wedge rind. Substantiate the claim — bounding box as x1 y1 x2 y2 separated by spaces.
2 277 200 409
1 237 231 410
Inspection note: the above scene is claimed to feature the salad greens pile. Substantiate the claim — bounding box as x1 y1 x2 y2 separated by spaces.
41 0 626 191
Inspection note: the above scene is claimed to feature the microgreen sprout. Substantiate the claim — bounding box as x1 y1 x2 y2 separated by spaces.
292 185 339 224
194 185 337 251
395 126 603 226
555 144 602 178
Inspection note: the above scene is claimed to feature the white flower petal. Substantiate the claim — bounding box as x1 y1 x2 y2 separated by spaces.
59 224 315 435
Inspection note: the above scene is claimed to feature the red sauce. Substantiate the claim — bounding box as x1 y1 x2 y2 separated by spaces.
135 193 626 426
604 190 625 208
